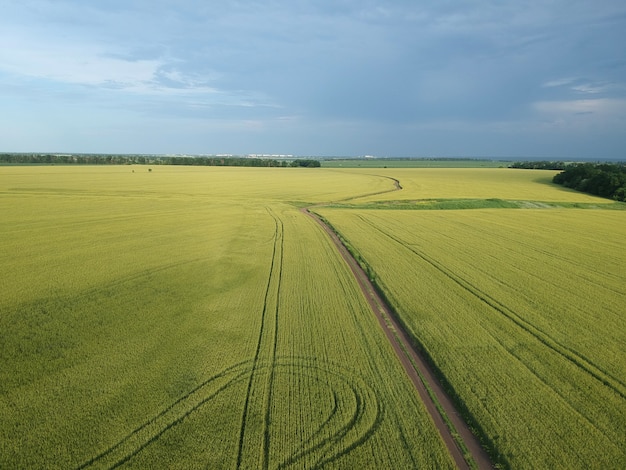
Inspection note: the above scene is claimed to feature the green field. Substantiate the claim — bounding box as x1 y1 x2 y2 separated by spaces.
316 169 626 468
1 165 625 469
338 168 615 203
0 166 453 469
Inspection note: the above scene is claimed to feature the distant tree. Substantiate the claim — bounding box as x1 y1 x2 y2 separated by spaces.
553 163 626 201
0 152 311 169
509 161 566 170
290 159 321 168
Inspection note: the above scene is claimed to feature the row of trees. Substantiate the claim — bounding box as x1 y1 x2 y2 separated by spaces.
291 159 321 167
0 153 320 168
0 153 146 165
553 163 626 201
509 161 567 170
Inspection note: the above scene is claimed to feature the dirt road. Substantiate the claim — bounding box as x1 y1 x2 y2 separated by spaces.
302 207 493 470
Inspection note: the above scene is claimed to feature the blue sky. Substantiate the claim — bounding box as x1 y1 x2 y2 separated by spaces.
1 1 625 158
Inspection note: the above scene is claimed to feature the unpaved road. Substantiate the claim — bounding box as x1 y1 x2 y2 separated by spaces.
302 207 493 470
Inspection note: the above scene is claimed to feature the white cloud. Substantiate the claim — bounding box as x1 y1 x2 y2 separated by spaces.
1 0 624 156
570 83 610 94
543 78 576 88
0 27 278 111
534 98 626 116
542 77 622 96
0 29 162 88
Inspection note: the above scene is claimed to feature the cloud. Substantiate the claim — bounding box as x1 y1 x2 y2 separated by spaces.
534 98 626 115
531 98 626 136
0 23 280 116
543 78 577 88
1 0 625 156
542 77 618 96
0 27 159 86
570 84 609 94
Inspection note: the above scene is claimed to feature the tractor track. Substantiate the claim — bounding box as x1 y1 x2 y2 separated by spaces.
77 208 383 469
301 173 493 470
77 176 492 469
237 207 283 470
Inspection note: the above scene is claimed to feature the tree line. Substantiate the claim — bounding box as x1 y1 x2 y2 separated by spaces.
509 161 567 170
0 153 320 168
552 163 626 201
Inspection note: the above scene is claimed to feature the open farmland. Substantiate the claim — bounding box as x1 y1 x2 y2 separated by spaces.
316 168 626 468
335 167 616 205
0 166 455 469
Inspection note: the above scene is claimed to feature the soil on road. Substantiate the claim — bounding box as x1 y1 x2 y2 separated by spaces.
302 207 493 470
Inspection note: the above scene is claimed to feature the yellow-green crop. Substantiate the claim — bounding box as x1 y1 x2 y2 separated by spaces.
316 168 626 469
0 166 454 469
335 167 613 204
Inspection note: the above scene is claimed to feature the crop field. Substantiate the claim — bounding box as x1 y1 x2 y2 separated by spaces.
316 169 626 468
334 168 616 204
321 159 510 168
3 165 624 469
0 166 454 469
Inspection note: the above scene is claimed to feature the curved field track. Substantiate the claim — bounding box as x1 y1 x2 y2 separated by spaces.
302 208 493 470
236 208 284 469
2 167 493 468
75 207 386 470
75 357 380 469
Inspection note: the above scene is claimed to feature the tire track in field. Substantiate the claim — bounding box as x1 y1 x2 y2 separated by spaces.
450 217 626 298
302 208 492 470
274 357 382 469
422 216 626 389
338 174 402 202
236 207 283 470
75 358 380 469
356 215 626 401
75 363 250 469
76 208 384 469
304 174 492 469
264 211 284 468
354 215 626 449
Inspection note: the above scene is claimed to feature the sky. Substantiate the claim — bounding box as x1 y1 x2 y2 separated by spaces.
1 0 625 158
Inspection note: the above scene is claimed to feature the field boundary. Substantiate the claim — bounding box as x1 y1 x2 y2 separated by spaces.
302 207 493 470
324 198 626 211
